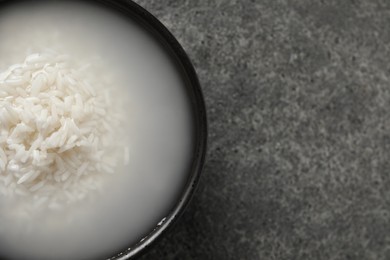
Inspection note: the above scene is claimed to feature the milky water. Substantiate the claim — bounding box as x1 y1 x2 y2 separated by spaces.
0 1 194 259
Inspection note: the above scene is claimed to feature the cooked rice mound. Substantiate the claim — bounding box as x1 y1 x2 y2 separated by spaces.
0 50 128 210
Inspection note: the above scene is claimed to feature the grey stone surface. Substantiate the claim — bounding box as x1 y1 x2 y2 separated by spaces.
134 0 390 259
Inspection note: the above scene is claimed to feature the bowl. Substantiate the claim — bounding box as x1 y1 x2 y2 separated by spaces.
0 0 207 259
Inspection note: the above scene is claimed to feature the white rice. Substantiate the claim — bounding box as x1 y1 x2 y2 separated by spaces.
0 50 129 212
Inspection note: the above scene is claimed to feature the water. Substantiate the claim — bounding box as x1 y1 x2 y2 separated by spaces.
0 1 195 259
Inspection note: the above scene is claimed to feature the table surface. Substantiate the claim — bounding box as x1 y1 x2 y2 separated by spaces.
134 1 390 259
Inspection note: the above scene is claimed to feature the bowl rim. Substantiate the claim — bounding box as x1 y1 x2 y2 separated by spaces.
92 1 208 259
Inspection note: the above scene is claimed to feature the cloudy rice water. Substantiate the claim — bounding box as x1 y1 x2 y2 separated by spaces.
0 1 193 260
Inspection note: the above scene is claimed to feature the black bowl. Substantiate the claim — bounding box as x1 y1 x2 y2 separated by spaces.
0 0 207 259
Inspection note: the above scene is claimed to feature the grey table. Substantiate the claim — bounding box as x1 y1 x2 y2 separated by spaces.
136 1 390 259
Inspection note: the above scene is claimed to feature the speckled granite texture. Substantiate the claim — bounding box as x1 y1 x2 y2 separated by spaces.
135 1 390 259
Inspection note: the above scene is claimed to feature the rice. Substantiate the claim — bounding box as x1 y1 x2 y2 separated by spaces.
0 50 129 212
